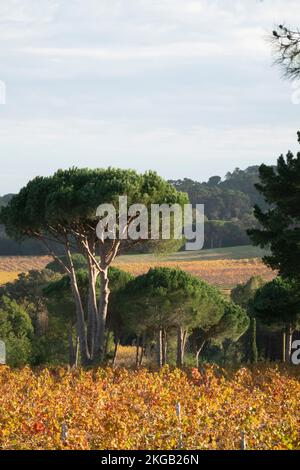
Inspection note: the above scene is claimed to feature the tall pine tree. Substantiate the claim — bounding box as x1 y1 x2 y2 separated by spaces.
248 131 300 280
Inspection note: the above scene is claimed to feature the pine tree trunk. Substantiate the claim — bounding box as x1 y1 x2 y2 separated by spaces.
250 317 258 364
162 329 167 366
66 247 90 366
138 334 146 366
183 330 187 358
282 330 286 363
104 331 110 361
139 346 145 367
75 336 80 367
96 268 110 362
135 335 140 367
86 267 98 360
72 289 90 365
68 327 76 367
177 327 185 368
286 325 293 363
195 340 206 369
112 337 120 368
157 329 163 368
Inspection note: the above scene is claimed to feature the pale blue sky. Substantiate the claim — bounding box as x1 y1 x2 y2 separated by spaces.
0 0 300 194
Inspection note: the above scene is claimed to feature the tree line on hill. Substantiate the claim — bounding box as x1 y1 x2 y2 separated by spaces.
169 166 267 249
0 165 266 255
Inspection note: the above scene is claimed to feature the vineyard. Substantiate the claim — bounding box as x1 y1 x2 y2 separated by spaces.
114 258 274 288
0 271 20 285
0 365 299 450
0 253 289 452
0 256 51 273
0 254 275 289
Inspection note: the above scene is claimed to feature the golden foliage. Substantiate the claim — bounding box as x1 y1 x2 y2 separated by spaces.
0 365 299 450
0 256 274 288
0 271 20 285
0 256 51 273
114 258 274 288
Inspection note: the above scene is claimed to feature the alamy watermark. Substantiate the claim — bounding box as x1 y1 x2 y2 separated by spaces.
291 340 300 365
0 80 6 104
96 196 204 251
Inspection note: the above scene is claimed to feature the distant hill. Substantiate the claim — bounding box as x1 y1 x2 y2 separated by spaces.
169 166 267 221
0 193 50 255
0 194 14 208
0 165 267 254
169 166 267 249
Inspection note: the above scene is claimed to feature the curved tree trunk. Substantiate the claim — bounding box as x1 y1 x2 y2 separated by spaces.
66 247 90 365
139 344 145 367
195 340 206 369
112 337 120 368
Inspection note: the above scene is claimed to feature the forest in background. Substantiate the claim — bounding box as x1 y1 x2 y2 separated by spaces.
0 165 264 255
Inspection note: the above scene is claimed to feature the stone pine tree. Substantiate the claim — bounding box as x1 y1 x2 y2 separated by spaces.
44 265 132 366
192 301 249 368
115 267 249 368
115 267 224 368
0 168 187 365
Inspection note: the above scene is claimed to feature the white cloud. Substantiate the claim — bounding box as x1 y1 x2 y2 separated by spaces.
17 41 224 61
0 0 58 23
0 0 300 193
0 117 298 191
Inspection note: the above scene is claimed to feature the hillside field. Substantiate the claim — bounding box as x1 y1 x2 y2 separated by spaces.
0 246 274 289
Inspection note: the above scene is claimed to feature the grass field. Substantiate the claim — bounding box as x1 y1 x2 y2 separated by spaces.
114 246 274 288
116 244 269 263
0 246 274 288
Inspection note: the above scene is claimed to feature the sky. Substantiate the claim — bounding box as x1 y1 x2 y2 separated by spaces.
0 0 300 194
